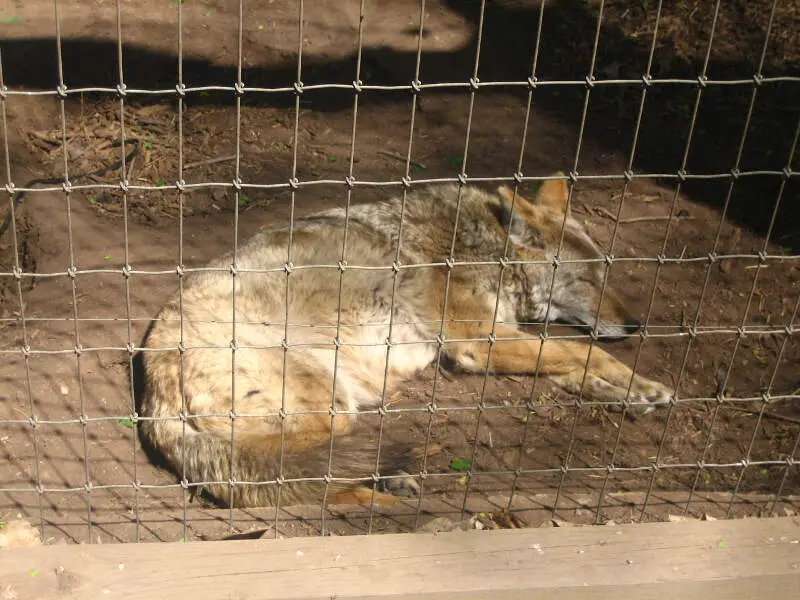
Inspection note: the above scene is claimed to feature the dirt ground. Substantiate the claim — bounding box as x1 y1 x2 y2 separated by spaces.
0 0 798 544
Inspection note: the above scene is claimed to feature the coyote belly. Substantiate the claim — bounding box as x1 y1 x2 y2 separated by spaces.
137 175 672 508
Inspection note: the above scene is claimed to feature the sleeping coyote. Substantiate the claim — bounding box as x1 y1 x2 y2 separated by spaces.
137 174 671 507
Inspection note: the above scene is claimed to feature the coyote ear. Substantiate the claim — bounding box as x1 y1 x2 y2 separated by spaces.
496 184 535 212
493 185 541 245
534 172 570 214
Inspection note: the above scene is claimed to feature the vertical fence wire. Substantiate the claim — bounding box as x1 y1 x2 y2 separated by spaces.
624 0 724 520
114 0 141 542
638 0 770 522
504 0 548 512
0 49 47 541
52 0 95 543
723 111 799 518
319 0 384 535
175 0 190 542
769 295 800 514
379 0 429 532
591 0 666 524
455 0 506 518
318 0 369 536
712 0 792 516
226 0 246 535
549 0 610 519
274 0 306 537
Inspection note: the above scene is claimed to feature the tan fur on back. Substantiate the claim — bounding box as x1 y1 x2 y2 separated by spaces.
138 176 672 508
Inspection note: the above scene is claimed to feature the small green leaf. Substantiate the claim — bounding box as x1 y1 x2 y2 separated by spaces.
449 458 470 472
327 155 338 163
410 163 424 173
103 255 112 261
752 348 767 364
446 156 464 168
520 415 529 424
704 472 712 485
0 521 6 529
716 540 725 548
143 141 154 150
116 418 134 429
88 197 98 205
457 475 469 485
179 537 186 543
204 9 212 17
1 16 22 25
29 569 38 578
155 177 167 187
238 194 252 206
583 219 589 226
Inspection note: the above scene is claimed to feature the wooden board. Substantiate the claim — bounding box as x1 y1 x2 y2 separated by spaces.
1 517 798 599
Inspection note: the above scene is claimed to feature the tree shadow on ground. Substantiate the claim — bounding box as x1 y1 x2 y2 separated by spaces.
2 0 797 249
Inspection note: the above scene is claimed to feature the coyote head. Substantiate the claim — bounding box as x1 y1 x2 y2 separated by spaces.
495 175 640 340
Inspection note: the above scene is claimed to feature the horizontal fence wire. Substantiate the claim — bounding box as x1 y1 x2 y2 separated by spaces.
0 0 797 544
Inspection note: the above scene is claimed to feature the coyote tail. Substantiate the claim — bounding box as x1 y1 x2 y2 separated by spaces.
143 418 417 507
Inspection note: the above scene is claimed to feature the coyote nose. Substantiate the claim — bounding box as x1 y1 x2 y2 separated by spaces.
624 318 642 334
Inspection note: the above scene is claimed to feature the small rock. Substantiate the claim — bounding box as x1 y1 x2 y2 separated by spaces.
702 513 717 521
417 517 471 534
60 385 69 396
210 188 228 205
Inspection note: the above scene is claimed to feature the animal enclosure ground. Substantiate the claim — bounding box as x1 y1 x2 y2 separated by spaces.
0 0 798 543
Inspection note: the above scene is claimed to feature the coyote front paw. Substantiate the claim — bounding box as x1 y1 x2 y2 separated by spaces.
625 376 673 416
550 371 672 417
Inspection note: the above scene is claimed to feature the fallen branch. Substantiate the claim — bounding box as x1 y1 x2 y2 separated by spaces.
724 404 800 426
590 205 694 224
378 150 426 171
184 155 237 171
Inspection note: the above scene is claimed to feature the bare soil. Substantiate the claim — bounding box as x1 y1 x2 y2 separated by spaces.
0 0 798 544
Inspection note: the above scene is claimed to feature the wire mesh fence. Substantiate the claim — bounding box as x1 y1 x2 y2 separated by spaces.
0 0 798 544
